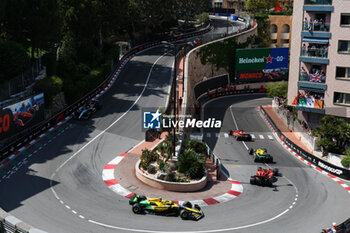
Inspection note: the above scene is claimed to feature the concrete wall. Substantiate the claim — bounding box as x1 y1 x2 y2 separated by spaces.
324 1 350 118
287 0 303 106
269 15 293 48
185 26 258 117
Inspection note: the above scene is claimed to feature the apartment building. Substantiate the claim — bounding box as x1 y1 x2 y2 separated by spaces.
288 0 350 126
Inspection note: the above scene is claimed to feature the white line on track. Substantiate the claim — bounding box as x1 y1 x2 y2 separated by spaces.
50 50 170 220
51 52 168 175
229 106 249 150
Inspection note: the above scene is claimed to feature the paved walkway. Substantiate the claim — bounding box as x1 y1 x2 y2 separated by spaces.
263 105 312 153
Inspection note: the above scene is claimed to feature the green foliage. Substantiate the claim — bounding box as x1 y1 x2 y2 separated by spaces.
158 161 166 171
246 0 277 13
186 140 206 154
164 171 176 182
140 149 157 170
341 156 350 168
269 10 293 16
254 14 270 48
312 116 350 155
266 81 288 98
33 76 63 107
195 13 209 24
42 52 57 76
178 149 205 179
0 40 30 82
147 165 156 174
198 36 254 82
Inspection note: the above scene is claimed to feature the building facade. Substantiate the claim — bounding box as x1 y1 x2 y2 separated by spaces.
269 15 293 48
288 0 350 126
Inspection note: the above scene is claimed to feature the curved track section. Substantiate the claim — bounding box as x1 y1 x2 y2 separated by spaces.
202 94 350 232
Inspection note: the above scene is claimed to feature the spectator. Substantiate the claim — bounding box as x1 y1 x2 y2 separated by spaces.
304 17 309 30
302 44 307 56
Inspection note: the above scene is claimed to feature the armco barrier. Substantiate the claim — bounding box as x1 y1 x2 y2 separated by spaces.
260 106 350 180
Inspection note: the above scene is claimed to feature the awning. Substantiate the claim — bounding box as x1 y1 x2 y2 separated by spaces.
299 86 325 93
302 38 329 44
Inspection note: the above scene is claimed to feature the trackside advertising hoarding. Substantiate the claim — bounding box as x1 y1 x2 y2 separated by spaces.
0 93 45 141
236 48 289 83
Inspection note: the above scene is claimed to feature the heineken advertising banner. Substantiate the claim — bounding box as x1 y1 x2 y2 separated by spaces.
236 48 289 83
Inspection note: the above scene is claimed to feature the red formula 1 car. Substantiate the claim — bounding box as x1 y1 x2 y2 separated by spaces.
250 167 279 187
228 130 252 141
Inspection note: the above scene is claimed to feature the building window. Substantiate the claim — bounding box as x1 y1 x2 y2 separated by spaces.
334 92 350 105
336 67 350 79
341 14 350 26
270 24 278 33
339 40 350 53
281 24 290 33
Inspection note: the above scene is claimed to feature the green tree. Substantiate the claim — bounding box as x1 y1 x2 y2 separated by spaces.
254 14 270 48
198 36 254 82
33 75 63 107
266 81 288 98
312 116 350 155
0 40 30 82
178 149 205 179
3 0 61 57
246 0 277 13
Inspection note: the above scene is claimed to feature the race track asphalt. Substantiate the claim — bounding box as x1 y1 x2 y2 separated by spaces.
2 19 347 233
202 94 350 233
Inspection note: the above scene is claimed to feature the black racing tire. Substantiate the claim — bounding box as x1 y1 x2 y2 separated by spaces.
180 209 190 220
273 168 279 175
132 203 143 214
254 157 259 162
139 195 147 200
250 178 255 184
249 148 254 155
182 201 192 209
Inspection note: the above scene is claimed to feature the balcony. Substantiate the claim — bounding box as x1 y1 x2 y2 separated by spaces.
270 33 277 40
301 23 331 38
295 90 325 114
299 72 326 84
300 45 329 64
304 0 333 12
304 0 332 5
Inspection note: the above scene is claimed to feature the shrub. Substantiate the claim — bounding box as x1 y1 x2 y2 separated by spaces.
158 161 166 171
266 81 288 99
147 165 156 174
164 171 176 182
186 140 206 154
140 149 157 170
341 156 350 168
178 149 205 179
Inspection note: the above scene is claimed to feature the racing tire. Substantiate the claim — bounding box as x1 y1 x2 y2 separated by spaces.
249 148 254 155
182 201 192 209
132 203 143 214
254 157 259 162
194 204 201 211
180 210 190 220
250 178 256 185
273 168 279 175
139 195 147 200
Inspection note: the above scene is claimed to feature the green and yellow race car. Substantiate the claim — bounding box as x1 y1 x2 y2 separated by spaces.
129 194 204 220
249 148 274 163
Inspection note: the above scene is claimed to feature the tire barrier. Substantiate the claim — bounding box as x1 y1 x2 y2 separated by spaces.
260 106 350 180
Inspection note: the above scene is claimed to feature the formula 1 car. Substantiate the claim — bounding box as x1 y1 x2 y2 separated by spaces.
250 167 278 187
228 130 252 141
129 194 204 221
249 148 273 163
74 100 101 120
